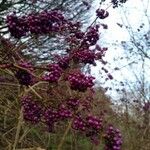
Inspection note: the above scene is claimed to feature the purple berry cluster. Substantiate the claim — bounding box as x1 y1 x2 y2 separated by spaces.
18 60 33 71
66 98 80 110
21 95 81 132
15 69 33 86
72 115 86 131
85 115 102 143
74 30 85 39
104 125 123 150
72 114 103 143
43 104 73 131
43 107 59 132
82 26 99 47
6 10 66 38
65 23 84 45
96 9 109 19
67 22 81 34
21 95 103 141
21 96 43 124
73 49 96 65
4 3 124 147
95 45 108 59
42 64 62 83
86 115 102 130
57 56 70 69
67 71 95 92
58 104 73 119
67 25 100 48
6 13 28 38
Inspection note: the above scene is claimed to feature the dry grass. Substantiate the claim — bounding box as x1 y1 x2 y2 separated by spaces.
0 71 149 150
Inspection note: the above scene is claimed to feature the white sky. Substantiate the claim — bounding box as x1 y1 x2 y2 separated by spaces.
89 0 150 99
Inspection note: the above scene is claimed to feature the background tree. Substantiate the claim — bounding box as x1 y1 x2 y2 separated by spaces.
0 0 92 63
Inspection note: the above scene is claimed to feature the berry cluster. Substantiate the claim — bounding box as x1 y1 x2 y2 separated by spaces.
66 98 80 110
86 115 102 130
21 95 103 141
43 102 78 131
18 60 33 71
67 71 95 92
42 64 62 83
67 22 81 34
58 104 73 119
57 56 70 69
95 45 108 59
21 96 43 124
15 69 33 86
104 125 123 150
81 26 99 47
74 30 85 39
6 14 28 38
72 114 103 144
43 107 59 132
6 10 66 38
96 9 109 19
4 2 124 147
73 49 96 65
65 23 84 46
72 115 86 131
85 115 103 144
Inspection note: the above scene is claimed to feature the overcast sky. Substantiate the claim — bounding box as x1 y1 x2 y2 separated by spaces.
89 0 150 99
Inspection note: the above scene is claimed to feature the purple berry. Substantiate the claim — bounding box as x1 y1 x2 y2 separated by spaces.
15 69 33 86
42 64 62 83
96 9 109 19
21 96 43 124
104 125 123 150
68 71 95 92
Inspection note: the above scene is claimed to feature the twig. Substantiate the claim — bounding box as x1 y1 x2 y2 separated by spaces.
13 108 23 150
57 119 73 150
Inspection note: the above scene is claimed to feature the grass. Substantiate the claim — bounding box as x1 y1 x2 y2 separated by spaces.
0 71 149 150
